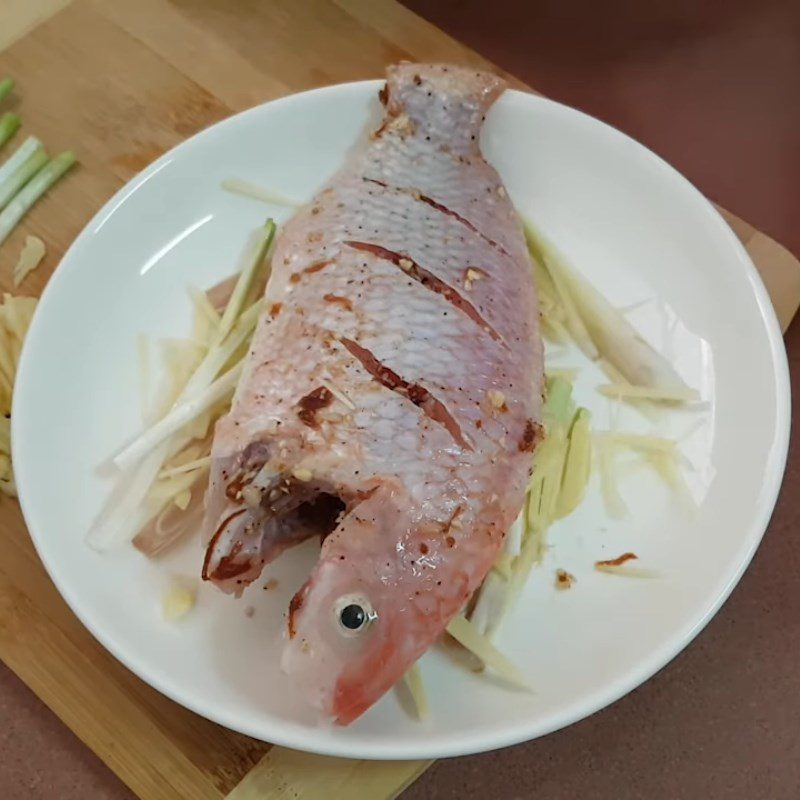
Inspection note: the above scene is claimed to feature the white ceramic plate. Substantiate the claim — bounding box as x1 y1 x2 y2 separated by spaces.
13 81 789 760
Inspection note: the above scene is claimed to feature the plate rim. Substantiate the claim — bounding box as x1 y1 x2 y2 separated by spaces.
12 79 791 760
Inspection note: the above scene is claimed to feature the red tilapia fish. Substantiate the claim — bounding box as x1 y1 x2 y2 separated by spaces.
201 63 543 724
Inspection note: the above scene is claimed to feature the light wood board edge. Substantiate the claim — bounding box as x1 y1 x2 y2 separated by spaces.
226 748 433 800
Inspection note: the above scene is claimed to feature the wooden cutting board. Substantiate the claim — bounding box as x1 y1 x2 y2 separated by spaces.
0 2 797 799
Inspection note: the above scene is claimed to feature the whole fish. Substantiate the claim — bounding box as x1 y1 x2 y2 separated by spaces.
201 63 543 723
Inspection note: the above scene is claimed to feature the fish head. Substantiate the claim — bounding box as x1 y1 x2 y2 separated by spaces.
281 483 470 724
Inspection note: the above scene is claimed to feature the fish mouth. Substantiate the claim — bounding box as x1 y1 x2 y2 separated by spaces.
202 468 347 589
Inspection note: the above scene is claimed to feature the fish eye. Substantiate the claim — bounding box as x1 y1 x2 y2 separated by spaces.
334 595 376 636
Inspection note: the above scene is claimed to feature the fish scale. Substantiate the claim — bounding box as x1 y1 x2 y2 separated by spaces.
201 63 543 724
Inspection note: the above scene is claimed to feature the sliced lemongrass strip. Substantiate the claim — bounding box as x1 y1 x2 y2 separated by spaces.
469 570 510 639
86 443 170 550
222 178 302 208
502 522 545 625
446 614 531 690
188 284 221 338
137 335 151 423
182 300 260 397
158 455 212 479
492 551 514 580
648 450 697 510
504 508 524 559
597 440 628 518
598 383 699 403
217 218 275 342
401 663 428 720
594 431 677 453
0 151 77 247
114 362 242 471
555 407 592 519
540 315 570 344
545 367 580 382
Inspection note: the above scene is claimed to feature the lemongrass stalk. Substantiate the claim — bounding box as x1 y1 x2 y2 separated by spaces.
0 145 47 210
0 137 42 188
0 113 20 151
0 151 76 247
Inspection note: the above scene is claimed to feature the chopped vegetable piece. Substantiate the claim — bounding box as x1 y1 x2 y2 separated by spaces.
446 614 530 690
469 569 508 637
545 367 579 382
597 383 699 403
173 488 191 510
137 335 152 423
401 663 428 719
162 579 196 620
115 300 261 472
158 455 212 480
0 146 47 211
648 450 697 510
13 234 45 286
533 245 598 358
0 79 13 104
594 431 677 454
555 407 591 519
504 508 524 558
0 151 77 247
222 178 302 208
188 285 221 344
114 360 242 470
0 138 41 190
492 551 513 580
509 510 545 597
0 113 20 151
597 439 628 518
217 218 275 342
525 218 696 397
89 221 272 551
543 375 574 427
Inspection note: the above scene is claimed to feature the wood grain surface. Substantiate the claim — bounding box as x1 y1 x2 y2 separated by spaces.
0 1 796 799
